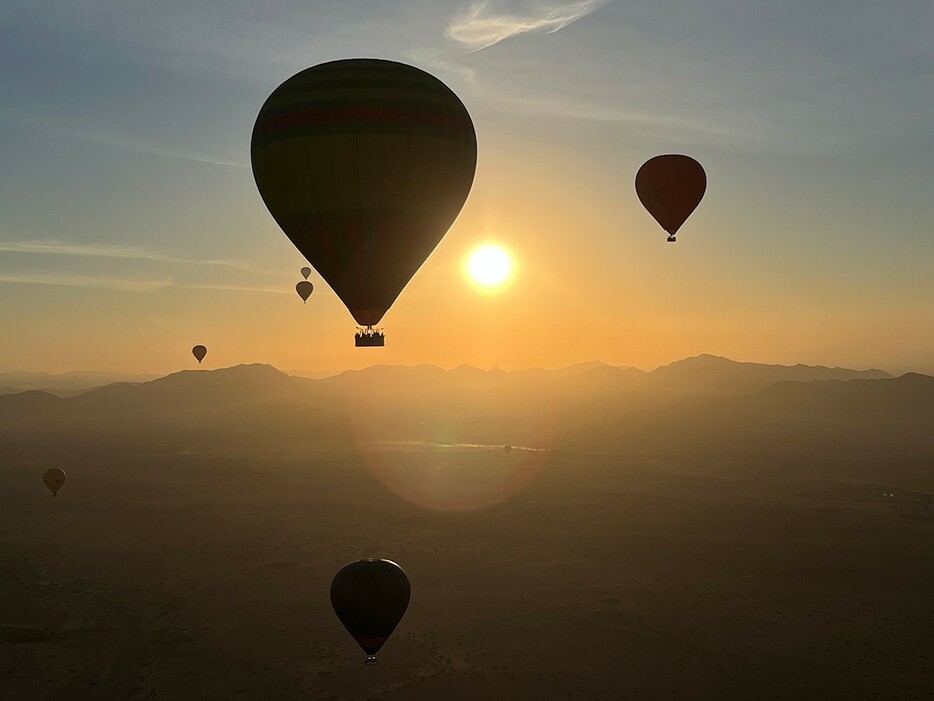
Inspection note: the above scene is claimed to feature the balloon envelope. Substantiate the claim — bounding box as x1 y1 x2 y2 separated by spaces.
192 345 207 363
331 559 410 660
43 468 66 496
296 280 314 303
635 155 706 238
300 266 312 280
251 59 477 327
504 444 513 454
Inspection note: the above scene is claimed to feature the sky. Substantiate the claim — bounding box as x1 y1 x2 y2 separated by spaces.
1 0 932 375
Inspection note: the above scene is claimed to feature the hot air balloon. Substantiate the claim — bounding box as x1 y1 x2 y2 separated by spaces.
296 280 314 303
504 444 513 455
300 266 312 280
635 155 706 242
331 559 410 666
251 59 478 347
192 345 207 364
42 468 66 496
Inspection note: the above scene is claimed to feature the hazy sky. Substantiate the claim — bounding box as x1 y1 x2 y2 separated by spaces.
1 1 932 375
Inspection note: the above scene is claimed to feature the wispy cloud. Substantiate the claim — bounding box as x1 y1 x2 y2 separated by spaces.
407 51 765 146
405 49 478 83
0 240 269 273
1 115 247 168
0 272 292 295
62 127 248 169
483 90 763 143
0 241 299 295
445 0 605 51
0 271 173 293
179 282 290 295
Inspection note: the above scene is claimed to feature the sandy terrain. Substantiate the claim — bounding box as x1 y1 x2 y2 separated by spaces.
1 436 932 700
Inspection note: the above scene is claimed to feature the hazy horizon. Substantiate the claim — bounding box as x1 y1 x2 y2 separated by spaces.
0 351 918 382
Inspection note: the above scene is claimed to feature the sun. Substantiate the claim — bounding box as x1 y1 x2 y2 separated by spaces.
465 244 513 290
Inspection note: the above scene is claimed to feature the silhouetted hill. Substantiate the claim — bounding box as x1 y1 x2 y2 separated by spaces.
0 357 894 402
286 368 342 380
542 363 646 394
0 370 158 396
73 364 309 414
322 364 453 396
555 360 616 376
0 389 62 414
754 372 933 424
321 362 646 402
0 365 354 454
620 372 934 483
317 356 889 405
0 365 316 430
508 361 618 380
649 354 890 395
0 359 927 472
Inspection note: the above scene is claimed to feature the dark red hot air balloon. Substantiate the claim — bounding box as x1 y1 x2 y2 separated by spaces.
635 155 706 242
330 559 410 666
251 59 478 346
42 467 66 496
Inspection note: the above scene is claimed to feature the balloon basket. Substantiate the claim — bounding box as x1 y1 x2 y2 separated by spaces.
667 235 677 243
355 329 385 347
365 656 379 666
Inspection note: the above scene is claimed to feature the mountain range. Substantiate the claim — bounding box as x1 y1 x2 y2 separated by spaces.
0 354 930 494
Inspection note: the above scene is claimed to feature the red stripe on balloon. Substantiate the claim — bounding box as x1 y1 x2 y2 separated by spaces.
255 108 472 135
354 636 388 648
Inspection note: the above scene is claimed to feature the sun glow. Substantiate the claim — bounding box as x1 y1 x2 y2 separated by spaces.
466 244 513 290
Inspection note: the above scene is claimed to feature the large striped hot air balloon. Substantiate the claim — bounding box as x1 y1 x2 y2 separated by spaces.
251 59 478 346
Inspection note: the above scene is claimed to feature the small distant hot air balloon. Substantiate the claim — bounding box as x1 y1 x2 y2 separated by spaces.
192 345 207 364
296 280 314 303
331 559 410 666
300 266 312 280
635 155 706 242
42 468 66 496
504 445 513 455
251 59 477 347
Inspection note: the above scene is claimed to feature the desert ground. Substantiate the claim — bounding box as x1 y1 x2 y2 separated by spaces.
2 432 932 700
